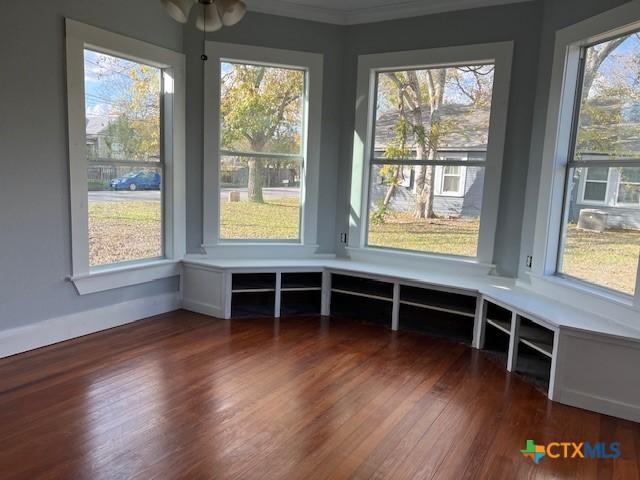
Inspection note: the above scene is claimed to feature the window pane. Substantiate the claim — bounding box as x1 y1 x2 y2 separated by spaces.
84 49 163 268
559 167 640 295
84 50 161 162
220 156 301 240
367 164 483 257
586 167 609 181
583 182 607 202
88 165 162 267
373 64 495 160
220 62 305 155
574 32 640 160
442 175 461 193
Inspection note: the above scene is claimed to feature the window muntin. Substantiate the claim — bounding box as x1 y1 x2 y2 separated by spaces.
557 30 640 295
366 64 495 257
218 61 306 241
84 49 164 267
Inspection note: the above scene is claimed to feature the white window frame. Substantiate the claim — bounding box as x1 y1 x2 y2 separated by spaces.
349 42 513 265
435 161 467 197
202 42 323 257
65 19 185 294
531 1 640 307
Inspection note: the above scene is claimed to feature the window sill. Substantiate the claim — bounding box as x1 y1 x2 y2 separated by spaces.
345 246 495 276
525 271 638 313
202 243 321 258
69 259 181 295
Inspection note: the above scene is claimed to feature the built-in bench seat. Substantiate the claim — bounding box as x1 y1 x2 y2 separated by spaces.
181 256 640 423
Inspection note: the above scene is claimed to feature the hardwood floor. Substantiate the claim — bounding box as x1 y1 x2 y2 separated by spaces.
0 311 638 479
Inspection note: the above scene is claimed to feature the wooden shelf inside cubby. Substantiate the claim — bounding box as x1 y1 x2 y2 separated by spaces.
231 273 277 293
281 272 322 291
331 274 394 301
519 323 554 358
487 317 511 335
399 285 476 318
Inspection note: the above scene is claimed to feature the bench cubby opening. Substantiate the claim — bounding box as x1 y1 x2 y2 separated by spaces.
514 341 552 393
281 289 321 316
518 317 554 358
482 313 510 366
330 290 392 328
231 273 277 292
399 303 474 344
399 285 476 318
485 301 512 334
231 291 276 318
331 273 394 301
281 272 322 290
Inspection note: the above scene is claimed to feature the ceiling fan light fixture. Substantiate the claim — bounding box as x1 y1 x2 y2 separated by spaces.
196 2 223 32
161 0 195 23
216 0 247 26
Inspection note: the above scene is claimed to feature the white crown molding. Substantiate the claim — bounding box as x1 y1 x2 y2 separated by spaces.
245 0 534 25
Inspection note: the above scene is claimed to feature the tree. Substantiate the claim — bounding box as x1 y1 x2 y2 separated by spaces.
378 65 492 220
220 64 304 203
89 53 161 162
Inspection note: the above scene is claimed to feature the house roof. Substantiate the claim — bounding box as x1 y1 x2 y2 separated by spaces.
374 103 491 153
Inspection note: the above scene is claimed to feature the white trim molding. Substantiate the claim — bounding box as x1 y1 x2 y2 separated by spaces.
0 292 181 359
530 1 640 309
65 19 186 294
349 41 513 265
202 42 323 255
245 0 534 25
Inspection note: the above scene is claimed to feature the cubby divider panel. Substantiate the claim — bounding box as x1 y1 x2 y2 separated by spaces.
400 285 476 317
231 291 275 318
331 274 394 299
399 304 474 344
232 273 276 291
281 272 323 290
330 291 392 327
483 320 510 366
281 290 321 316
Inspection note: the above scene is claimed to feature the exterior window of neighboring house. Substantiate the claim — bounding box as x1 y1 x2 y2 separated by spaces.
202 43 323 249
581 167 609 204
435 154 467 196
66 20 185 293
556 29 640 296
616 167 640 206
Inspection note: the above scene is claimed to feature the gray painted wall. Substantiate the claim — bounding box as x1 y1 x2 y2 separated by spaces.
0 0 183 331
334 1 544 276
183 12 346 254
1 0 633 333
518 0 632 277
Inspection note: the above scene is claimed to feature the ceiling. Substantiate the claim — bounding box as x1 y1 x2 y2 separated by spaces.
244 0 533 25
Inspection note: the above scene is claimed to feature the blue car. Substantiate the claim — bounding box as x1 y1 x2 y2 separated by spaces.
110 171 161 191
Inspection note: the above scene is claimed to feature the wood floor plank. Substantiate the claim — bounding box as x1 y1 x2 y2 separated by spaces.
0 310 638 480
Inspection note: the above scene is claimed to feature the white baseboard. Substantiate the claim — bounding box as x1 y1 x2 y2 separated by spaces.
556 388 640 423
0 292 181 359
181 298 224 318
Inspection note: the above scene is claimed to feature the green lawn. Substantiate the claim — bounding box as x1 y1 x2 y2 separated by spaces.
221 198 300 240
368 212 480 257
88 198 640 296
562 225 640 295
89 201 161 267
